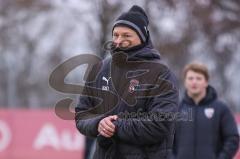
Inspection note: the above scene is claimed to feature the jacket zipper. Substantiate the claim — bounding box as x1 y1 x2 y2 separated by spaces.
194 104 198 159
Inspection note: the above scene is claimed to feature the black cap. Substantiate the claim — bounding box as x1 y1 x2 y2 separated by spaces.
112 5 149 43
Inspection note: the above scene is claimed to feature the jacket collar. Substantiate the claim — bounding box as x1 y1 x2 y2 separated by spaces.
183 85 218 106
110 35 161 61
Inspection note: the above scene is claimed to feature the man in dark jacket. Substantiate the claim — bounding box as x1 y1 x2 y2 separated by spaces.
172 62 239 159
75 5 179 159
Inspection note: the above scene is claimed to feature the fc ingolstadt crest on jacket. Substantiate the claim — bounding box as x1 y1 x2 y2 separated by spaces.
204 107 215 119
128 79 139 93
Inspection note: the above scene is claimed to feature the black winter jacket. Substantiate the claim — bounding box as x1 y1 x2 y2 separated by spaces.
172 86 239 159
75 40 179 159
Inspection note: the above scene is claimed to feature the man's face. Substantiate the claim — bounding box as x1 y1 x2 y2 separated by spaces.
184 70 208 96
112 26 141 49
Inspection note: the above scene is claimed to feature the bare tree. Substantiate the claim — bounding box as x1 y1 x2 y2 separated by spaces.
83 0 123 58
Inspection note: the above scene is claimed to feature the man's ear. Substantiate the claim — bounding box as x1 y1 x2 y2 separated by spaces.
183 79 187 88
205 81 209 88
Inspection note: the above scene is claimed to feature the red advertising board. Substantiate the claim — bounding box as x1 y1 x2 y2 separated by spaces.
234 115 240 159
0 109 240 159
0 109 85 159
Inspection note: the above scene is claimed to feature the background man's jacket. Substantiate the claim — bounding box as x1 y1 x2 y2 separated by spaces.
172 86 239 159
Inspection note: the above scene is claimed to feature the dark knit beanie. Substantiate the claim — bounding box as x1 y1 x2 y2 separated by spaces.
112 5 149 43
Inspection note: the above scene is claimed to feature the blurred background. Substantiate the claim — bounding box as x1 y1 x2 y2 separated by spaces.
0 0 239 158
